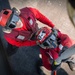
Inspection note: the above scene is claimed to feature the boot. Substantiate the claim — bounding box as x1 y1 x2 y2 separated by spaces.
67 55 75 71
67 61 75 71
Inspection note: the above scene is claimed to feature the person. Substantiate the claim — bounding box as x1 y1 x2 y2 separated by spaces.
36 27 75 71
0 7 55 48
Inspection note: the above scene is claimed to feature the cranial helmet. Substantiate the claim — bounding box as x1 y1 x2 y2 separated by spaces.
36 27 58 49
0 7 20 29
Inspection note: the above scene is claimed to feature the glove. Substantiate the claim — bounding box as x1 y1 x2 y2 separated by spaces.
52 27 58 37
51 60 61 71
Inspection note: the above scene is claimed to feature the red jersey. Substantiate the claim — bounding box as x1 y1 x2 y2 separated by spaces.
4 7 55 47
40 31 75 70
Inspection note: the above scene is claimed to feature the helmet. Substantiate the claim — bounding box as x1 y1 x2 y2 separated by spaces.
36 27 58 49
0 7 20 29
0 9 12 27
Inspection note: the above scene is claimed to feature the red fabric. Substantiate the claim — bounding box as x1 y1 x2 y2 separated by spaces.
29 7 55 28
5 36 37 47
40 48 59 70
40 31 75 70
4 7 54 47
57 32 73 48
40 48 51 70
20 7 38 33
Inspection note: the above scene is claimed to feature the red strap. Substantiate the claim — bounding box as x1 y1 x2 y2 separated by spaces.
4 36 37 47
23 40 37 46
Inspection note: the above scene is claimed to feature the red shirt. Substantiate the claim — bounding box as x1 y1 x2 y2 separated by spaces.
29 7 54 28
40 31 75 70
4 7 55 47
